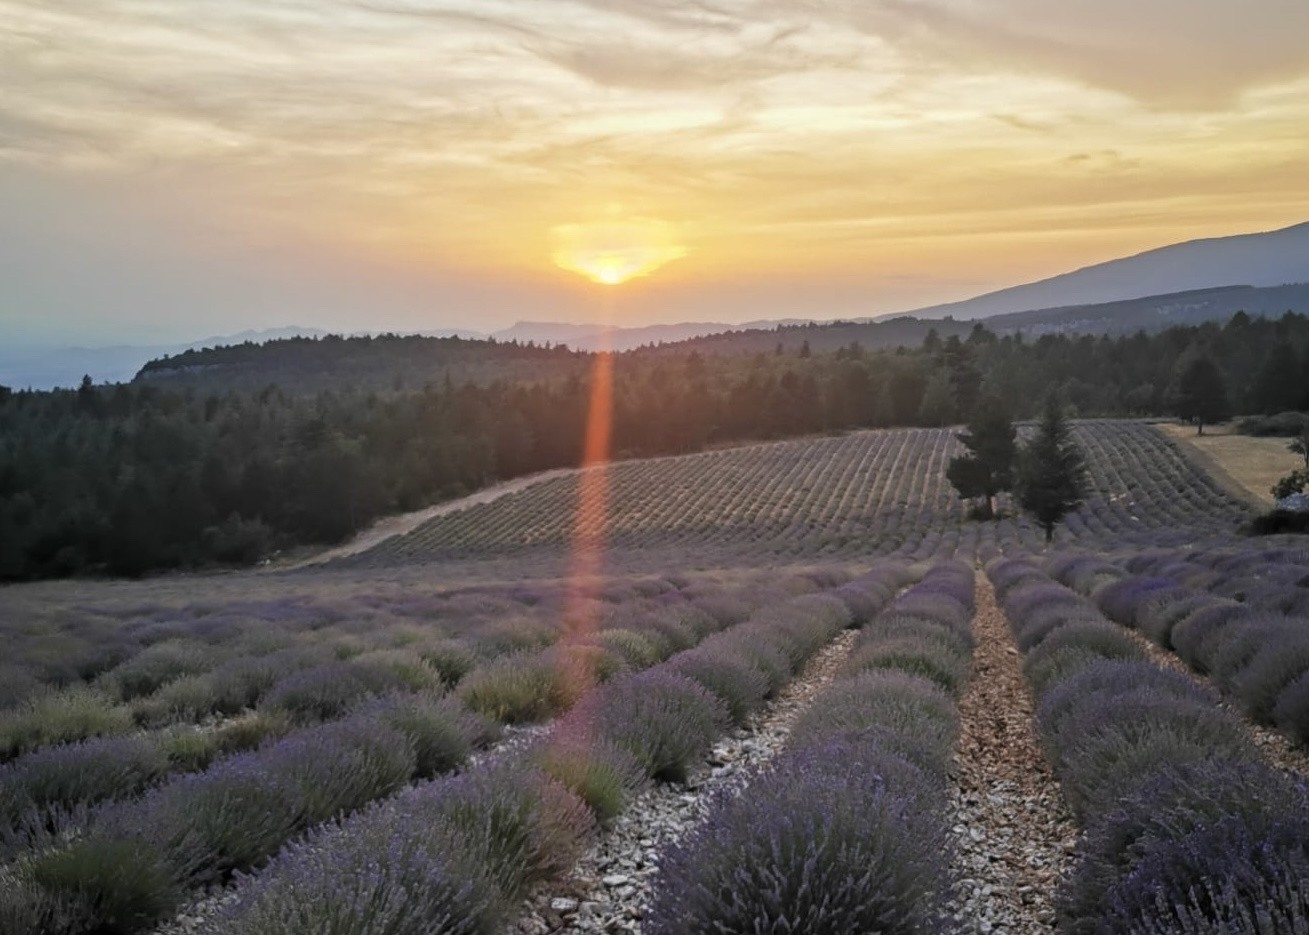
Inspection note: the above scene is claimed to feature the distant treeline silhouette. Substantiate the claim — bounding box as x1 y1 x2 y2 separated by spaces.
2 311 1307 579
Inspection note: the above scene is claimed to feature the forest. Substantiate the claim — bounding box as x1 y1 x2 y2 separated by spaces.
2 310 1307 580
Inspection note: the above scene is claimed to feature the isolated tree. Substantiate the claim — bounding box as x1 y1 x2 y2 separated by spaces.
1167 350 1228 435
946 394 1016 518
1017 393 1088 543
1290 428 1309 470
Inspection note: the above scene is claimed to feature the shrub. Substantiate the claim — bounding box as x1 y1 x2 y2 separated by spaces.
1035 661 1215 754
1093 577 1175 625
1274 670 1309 745
526 737 647 825
546 641 628 685
213 711 291 755
596 629 662 669
573 671 729 782
261 657 429 724
414 639 477 686
1055 700 1254 820
1232 639 1309 724
98 641 218 702
1057 758 1303 934
208 815 499 935
790 672 958 763
0 735 169 828
456 653 579 725
348 650 444 694
362 693 490 778
704 632 794 696
645 739 951 935
1099 813 1309 934
860 615 974 659
25 835 182 935
261 719 416 825
1207 617 1301 693
665 649 770 726
1134 594 1212 648
0 689 134 759
1170 603 1244 671
844 637 971 697
471 619 556 658
156 730 223 774
419 766 595 900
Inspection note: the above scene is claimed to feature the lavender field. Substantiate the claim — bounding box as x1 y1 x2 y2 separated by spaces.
3 421 1307 935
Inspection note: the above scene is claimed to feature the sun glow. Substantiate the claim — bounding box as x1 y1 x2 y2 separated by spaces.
551 218 687 285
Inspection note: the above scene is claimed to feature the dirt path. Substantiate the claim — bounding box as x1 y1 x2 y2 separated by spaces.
516 629 862 934
947 574 1078 933
278 468 576 570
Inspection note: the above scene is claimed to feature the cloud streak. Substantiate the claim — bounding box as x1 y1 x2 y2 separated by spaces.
1 0 1308 343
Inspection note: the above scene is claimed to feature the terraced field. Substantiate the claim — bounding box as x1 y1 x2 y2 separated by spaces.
343 421 1253 570
4 419 1305 935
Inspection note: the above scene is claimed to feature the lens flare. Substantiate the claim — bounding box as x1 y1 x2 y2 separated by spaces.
552 218 687 286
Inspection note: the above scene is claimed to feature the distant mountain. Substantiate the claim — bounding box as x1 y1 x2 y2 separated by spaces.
0 326 329 390
985 283 1309 335
892 220 1309 321
491 320 745 350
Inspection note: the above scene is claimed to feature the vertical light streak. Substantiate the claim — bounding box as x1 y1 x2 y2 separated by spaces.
559 292 616 705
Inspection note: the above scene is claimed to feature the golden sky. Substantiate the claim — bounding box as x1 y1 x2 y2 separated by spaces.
3 0 1309 341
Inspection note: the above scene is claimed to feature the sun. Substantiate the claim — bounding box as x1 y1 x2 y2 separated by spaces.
552 217 687 286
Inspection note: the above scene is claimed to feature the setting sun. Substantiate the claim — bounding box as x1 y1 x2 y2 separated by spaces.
551 218 688 286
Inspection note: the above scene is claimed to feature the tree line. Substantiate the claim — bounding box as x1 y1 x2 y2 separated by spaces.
2 310 1306 579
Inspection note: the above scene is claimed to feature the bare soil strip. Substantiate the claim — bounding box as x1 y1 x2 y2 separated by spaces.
947 574 1078 934
517 629 861 935
1117 627 1309 777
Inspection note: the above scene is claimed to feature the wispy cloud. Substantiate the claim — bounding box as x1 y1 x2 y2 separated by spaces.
1 0 1308 343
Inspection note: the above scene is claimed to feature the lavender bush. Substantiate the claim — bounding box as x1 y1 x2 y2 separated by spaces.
1098 813 1309 934
666 647 770 726
1058 758 1306 934
569 670 729 782
790 672 958 763
645 738 952 935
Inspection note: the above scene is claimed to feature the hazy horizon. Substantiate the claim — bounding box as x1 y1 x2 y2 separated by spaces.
4 1 1309 346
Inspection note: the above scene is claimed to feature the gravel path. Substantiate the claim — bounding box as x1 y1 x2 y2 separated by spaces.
945 573 1078 934
1118 627 1309 776
516 629 862 935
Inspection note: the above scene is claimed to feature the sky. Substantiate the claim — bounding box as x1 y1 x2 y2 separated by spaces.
3 0 1309 346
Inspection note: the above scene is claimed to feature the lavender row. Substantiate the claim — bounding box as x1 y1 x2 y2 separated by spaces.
1048 550 1309 747
646 561 973 933
0 691 496 935
0 574 818 932
989 556 1309 933
194 566 903 935
0 572 790 830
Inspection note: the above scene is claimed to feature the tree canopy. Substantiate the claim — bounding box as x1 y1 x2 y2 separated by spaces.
1016 394 1088 543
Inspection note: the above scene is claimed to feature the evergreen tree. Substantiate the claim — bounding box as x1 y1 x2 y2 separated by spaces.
1250 343 1301 414
1016 393 1088 543
1167 349 1228 435
945 394 1016 518
917 370 955 427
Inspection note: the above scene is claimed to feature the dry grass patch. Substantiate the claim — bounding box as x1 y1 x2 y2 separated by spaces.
1155 421 1298 506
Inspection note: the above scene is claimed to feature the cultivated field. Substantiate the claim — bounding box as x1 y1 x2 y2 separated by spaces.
2 420 1306 935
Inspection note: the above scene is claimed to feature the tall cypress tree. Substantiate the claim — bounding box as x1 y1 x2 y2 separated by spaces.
1017 393 1088 543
